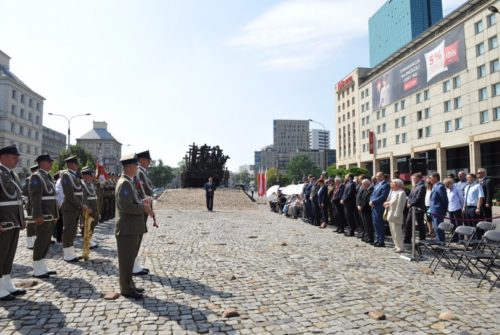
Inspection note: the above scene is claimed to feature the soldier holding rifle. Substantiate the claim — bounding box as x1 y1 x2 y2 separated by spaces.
29 154 59 278
0 145 26 300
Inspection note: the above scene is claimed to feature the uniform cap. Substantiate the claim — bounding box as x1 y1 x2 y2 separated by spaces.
120 153 138 166
81 166 94 176
35 153 54 163
30 164 39 172
65 156 79 164
0 144 21 156
136 150 152 160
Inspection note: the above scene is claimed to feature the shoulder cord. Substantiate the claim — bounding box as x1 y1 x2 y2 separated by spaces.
0 171 21 200
82 181 96 197
34 171 55 195
64 170 82 190
139 168 154 190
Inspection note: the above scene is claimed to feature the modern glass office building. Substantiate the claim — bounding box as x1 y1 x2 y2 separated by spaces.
369 0 443 67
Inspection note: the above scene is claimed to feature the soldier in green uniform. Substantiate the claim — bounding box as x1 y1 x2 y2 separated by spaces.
61 156 87 262
81 167 99 249
23 164 39 249
0 145 26 300
115 153 151 300
29 154 59 278
133 150 155 275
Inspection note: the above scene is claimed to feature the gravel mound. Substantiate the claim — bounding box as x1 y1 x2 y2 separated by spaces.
156 188 257 210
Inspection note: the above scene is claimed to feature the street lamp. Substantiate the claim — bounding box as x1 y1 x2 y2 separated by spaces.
48 113 91 149
309 119 328 171
488 5 498 13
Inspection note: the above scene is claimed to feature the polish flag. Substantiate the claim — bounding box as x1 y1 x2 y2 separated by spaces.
96 160 109 184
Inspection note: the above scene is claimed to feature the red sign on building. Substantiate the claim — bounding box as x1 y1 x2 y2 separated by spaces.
336 76 353 92
369 131 374 154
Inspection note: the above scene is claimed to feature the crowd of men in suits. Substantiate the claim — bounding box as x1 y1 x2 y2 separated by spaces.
271 168 496 249
0 144 156 301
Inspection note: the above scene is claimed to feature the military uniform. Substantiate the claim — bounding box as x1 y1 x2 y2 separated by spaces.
115 154 148 299
81 167 99 248
29 154 58 278
0 145 26 300
23 164 38 249
60 156 84 262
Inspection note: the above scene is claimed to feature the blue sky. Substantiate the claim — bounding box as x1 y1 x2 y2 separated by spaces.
1 0 464 170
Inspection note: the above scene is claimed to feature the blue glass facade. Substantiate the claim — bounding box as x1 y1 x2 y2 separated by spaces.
369 0 443 67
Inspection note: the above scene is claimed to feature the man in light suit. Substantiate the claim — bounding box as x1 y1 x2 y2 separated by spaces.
429 172 448 242
370 172 390 247
115 154 152 300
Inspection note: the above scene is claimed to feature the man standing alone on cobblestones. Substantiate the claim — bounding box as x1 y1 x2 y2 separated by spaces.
204 177 216 212
115 154 151 300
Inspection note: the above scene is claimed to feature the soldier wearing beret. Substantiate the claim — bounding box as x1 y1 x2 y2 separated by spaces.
23 164 39 249
0 145 26 300
29 154 58 278
60 156 87 262
115 153 151 299
81 167 99 248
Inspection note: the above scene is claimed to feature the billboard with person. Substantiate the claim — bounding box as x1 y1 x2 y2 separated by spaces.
372 24 466 110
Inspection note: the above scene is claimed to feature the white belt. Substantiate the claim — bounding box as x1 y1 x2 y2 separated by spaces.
42 196 56 200
0 200 22 207
74 192 83 196
87 197 97 200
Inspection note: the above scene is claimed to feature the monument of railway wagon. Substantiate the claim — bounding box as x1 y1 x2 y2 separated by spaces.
181 143 230 188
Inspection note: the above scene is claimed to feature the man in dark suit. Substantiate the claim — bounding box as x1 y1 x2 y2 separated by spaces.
204 177 216 212
303 175 313 222
354 175 366 238
0 145 26 300
370 172 391 247
357 178 374 243
404 173 427 244
331 177 345 233
341 174 357 236
115 154 152 300
478 168 495 222
429 172 448 242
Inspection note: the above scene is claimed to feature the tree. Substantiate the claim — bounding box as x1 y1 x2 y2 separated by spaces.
286 155 321 182
347 167 370 177
236 171 250 185
265 167 278 188
51 145 95 174
327 164 347 179
149 159 175 187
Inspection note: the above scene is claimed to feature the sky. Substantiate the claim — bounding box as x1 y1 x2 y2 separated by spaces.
1 0 465 171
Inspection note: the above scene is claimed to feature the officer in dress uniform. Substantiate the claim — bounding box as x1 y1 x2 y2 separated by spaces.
133 150 155 275
0 145 26 300
60 156 87 262
23 164 39 249
29 154 59 278
81 167 99 249
115 153 151 299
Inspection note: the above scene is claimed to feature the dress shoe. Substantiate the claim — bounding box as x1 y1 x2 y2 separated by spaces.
365 240 374 244
33 273 50 279
135 287 145 293
375 242 385 248
10 289 26 296
132 270 148 276
65 258 79 263
47 271 57 275
142 267 150 273
121 292 144 300
89 245 99 250
0 294 15 301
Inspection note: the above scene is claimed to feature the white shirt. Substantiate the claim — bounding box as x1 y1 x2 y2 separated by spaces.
447 186 464 212
55 179 64 207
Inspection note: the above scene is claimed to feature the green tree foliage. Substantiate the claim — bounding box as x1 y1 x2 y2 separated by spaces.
348 167 370 177
51 145 95 174
286 155 321 182
236 170 250 185
149 159 175 187
326 164 370 179
265 167 278 188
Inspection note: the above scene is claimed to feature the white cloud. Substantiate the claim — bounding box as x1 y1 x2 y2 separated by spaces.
230 0 467 70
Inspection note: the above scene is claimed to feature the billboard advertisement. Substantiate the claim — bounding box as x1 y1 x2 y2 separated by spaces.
372 24 466 110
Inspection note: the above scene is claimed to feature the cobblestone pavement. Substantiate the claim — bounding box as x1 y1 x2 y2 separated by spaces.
1 202 500 334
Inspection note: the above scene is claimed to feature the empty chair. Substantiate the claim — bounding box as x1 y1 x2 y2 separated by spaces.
417 222 454 259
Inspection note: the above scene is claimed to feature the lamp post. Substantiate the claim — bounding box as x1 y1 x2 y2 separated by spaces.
48 113 91 149
309 119 328 171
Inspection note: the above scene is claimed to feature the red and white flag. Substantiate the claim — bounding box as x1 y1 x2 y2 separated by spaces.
96 160 109 184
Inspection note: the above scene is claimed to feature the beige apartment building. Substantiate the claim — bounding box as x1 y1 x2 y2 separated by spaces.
336 0 500 185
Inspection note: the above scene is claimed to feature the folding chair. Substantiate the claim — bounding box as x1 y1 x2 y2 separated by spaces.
416 222 454 260
458 230 500 291
466 221 497 246
429 226 476 272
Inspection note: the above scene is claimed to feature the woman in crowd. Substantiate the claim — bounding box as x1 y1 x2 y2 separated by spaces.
384 179 407 253
424 180 434 237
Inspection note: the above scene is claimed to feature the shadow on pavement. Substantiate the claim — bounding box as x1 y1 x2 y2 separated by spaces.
145 274 233 298
39 275 99 300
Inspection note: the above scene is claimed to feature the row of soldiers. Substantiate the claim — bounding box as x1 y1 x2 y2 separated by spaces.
0 144 156 301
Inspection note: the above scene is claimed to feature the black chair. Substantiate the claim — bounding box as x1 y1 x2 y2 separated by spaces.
416 222 454 259
457 230 500 291
429 226 476 272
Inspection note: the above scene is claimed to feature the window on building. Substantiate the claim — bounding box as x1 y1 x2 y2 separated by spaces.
361 104 365 112
20 94 25 104
454 96 462 109
423 89 430 100
425 126 431 137
453 76 461 88
362 118 365 126
475 20 484 34
443 80 450 92
352 97 355 104
381 109 386 117
377 140 381 149
479 87 488 101
36 115 39 125
478 64 487 78
394 102 399 113
444 100 451 113
491 59 500 73
492 82 500 96
28 113 32 121
28 129 31 138
342 115 345 122
494 107 500 121
480 110 489 124
366 115 370 123
416 92 421 103
382 139 387 147
488 13 497 27
382 123 386 132
445 120 452 133
361 91 364 99
455 117 463 129
489 36 498 50
19 126 24 135
424 108 431 119
376 111 380 120
11 105 15 115
476 42 485 56
417 110 422 121
20 108 25 118
10 123 15 132
401 100 405 110
12 90 17 99
418 128 423 139
401 116 407 126
395 119 400 128
347 100 350 107
377 125 381 134
366 102 370 110
402 133 407 143
365 89 369 97
347 112 350 119
395 134 400 144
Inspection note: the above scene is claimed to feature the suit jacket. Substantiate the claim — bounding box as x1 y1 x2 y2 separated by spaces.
114 175 146 236
318 185 329 206
332 184 345 204
480 177 495 206
387 190 406 225
407 181 426 210
29 169 58 220
358 186 373 210
61 170 84 212
0 165 24 229
370 181 390 210
204 182 216 196
341 181 356 206
430 182 448 216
